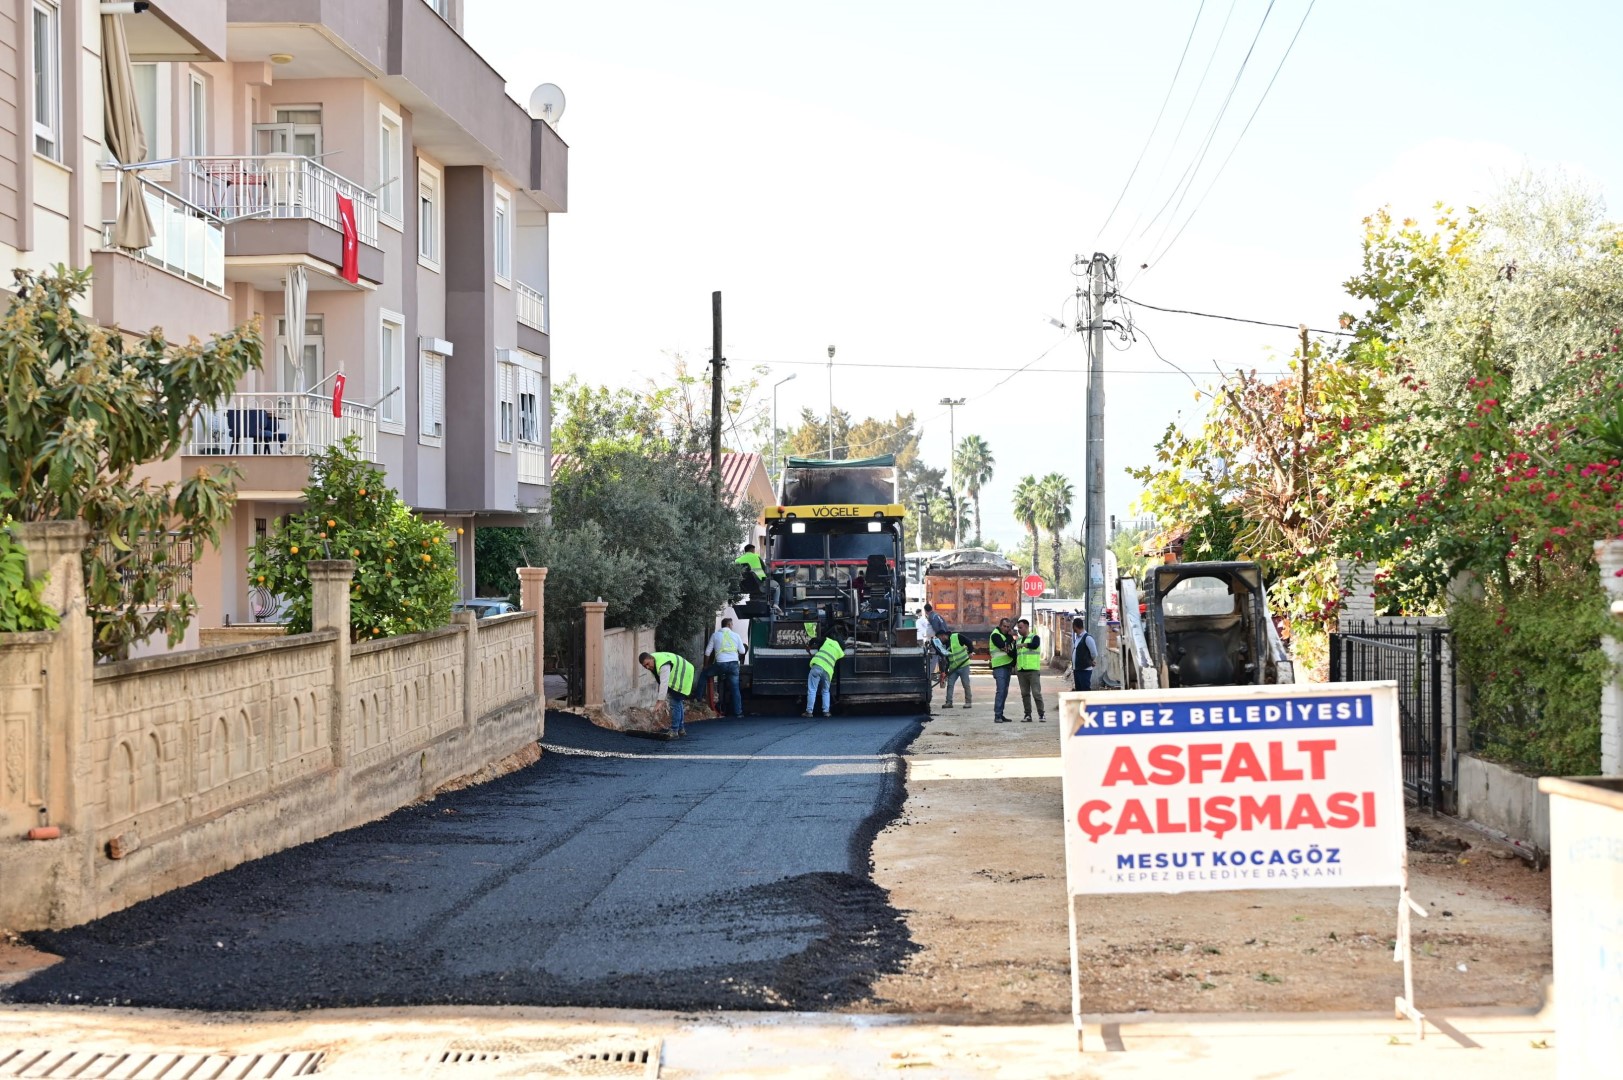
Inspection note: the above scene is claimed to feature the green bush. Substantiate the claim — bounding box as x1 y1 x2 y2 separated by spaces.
0 517 57 633
1451 568 1613 776
247 439 459 641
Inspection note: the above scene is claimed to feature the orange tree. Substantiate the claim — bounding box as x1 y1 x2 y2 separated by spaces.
248 438 458 640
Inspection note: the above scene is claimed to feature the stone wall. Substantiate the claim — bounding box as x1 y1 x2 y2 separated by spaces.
0 527 552 931
602 625 657 716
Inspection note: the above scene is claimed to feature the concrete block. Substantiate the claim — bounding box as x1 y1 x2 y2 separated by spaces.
1456 753 1551 852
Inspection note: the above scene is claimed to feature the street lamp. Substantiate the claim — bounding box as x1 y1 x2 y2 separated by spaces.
771 372 797 493
826 345 836 459
939 396 965 547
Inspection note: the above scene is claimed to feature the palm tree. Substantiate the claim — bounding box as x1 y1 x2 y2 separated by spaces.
1011 475 1040 570
1035 472 1075 590
954 435 995 544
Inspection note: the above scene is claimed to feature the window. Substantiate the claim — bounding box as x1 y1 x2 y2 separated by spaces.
378 107 403 226
188 72 208 155
275 316 325 393
379 312 405 430
497 359 515 449
417 160 441 268
423 0 449 18
130 63 173 160
254 107 322 157
493 189 511 284
517 366 542 444
420 350 446 444
32 2 60 159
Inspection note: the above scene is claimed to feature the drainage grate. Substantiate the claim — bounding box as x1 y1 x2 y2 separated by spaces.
0 1047 324 1078
430 1038 660 1078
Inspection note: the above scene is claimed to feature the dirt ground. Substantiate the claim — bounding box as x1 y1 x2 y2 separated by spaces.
864 673 1553 1019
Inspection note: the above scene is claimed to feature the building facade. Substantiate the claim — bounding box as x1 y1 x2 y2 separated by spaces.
2 0 565 644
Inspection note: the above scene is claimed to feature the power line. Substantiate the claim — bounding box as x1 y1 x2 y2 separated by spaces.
1143 0 1317 271
1121 0 1240 250
1119 293 1353 337
1124 321 1210 398
1094 0 1206 245
1137 0 1278 266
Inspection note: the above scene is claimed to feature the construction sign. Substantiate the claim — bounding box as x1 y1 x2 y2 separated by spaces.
1059 682 1404 895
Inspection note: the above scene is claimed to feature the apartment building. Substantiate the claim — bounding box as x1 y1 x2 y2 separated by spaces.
1 0 566 643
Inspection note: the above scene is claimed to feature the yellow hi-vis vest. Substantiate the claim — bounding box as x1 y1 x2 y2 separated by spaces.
1016 634 1042 672
735 552 767 580
946 633 970 672
653 651 695 696
988 628 1015 669
810 637 845 678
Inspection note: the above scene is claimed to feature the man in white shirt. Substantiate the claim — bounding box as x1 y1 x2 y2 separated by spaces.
696 617 747 717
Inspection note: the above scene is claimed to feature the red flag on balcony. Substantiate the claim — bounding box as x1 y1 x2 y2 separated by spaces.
336 193 360 283
332 373 346 418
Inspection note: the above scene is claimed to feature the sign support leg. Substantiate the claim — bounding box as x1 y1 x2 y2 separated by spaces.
1069 891 1085 1051
1394 881 1429 1039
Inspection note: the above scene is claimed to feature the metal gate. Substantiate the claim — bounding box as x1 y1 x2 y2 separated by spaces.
1328 623 1455 811
562 617 586 708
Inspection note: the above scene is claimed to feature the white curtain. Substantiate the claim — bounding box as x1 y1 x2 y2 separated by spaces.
284 266 308 392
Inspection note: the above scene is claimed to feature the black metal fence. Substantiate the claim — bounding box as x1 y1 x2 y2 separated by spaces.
1328 620 1456 811
92 533 194 608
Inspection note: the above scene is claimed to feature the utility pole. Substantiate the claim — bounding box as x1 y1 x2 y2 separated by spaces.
826 345 836 458
939 397 965 547
710 291 724 490
1082 254 1110 652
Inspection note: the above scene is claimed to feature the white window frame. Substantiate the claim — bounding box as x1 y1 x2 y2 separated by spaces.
379 310 405 432
131 63 173 161
496 357 515 451
274 315 325 394
187 71 208 156
419 348 446 446
32 1 60 160
417 158 441 271
516 364 542 446
493 188 512 286
423 0 449 19
378 105 403 229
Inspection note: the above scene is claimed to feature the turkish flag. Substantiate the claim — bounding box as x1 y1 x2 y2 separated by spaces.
332 373 346 417
336 193 359 283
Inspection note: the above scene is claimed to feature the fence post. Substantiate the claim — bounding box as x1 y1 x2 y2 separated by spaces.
518 566 548 706
12 521 92 832
456 609 478 730
1599 540 1623 774
1327 633 1341 683
1429 628 1445 812
308 560 353 765
582 600 608 710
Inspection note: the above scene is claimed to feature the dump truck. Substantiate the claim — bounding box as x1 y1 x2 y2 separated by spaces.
739 456 933 711
923 549 1020 661
1117 561 1295 689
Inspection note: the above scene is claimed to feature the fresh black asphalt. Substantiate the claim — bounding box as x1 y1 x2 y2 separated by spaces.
7 712 923 1011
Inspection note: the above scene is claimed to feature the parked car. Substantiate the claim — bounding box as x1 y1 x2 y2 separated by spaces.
453 598 519 619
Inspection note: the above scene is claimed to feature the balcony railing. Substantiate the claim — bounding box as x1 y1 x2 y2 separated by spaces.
101 169 226 292
516 280 548 333
179 156 380 246
516 442 547 486
184 392 378 461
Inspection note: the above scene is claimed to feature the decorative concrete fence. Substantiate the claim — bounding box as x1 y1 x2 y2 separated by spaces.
0 522 549 931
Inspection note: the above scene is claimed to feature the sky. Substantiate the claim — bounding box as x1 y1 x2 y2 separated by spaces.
465 0 1623 557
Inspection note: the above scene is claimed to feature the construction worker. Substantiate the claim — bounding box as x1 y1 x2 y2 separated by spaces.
804 627 846 718
942 629 972 709
988 616 1017 723
696 617 746 717
736 544 779 606
639 650 695 737
1014 618 1045 722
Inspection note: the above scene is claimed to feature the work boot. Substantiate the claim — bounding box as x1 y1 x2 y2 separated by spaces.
800 710 812 718
962 702 972 709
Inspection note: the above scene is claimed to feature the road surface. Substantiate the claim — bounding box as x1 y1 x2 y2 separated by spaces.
6 713 921 1011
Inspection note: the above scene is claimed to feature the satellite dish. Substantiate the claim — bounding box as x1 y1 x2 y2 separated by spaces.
528 83 566 126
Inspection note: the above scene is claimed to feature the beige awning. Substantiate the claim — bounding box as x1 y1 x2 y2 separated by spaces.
101 14 153 249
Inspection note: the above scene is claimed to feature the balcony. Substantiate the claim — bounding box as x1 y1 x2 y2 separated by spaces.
184 392 379 461
101 170 226 292
181 157 379 244
516 279 548 340
516 443 547 487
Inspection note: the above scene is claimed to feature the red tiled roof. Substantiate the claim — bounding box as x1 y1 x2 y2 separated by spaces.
548 450 770 511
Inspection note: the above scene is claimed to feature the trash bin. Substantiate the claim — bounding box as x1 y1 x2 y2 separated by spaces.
1536 776 1623 1078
